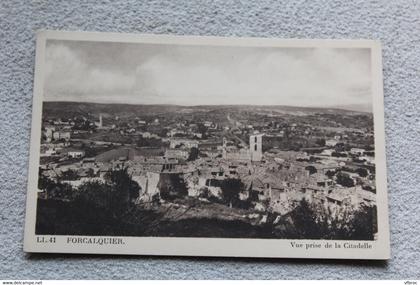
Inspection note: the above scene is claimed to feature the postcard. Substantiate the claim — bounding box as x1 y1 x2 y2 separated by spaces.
24 30 390 259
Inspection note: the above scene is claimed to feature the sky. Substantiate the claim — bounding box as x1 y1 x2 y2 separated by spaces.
44 39 372 111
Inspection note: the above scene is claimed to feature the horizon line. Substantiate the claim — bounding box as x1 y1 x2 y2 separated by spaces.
43 100 372 113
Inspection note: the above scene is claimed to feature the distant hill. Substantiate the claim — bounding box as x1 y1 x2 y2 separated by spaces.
42 101 184 119
42 101 370 120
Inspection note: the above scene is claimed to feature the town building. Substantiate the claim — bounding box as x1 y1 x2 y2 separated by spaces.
250 134 263 162
67 149 85 158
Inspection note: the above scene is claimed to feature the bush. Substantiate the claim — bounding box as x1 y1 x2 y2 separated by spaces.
60 169 79 181
325 170 336 178
187 147 199 161
305 165 317 175
221 178 245 208
159 173 188 200
315 138 326 146
104 167 140 202
38 168 75 200
284 200 377 240
336 172 355 187
356 167 369 177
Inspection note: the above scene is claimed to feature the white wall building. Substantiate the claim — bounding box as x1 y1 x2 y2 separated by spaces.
249 134 263 162
325 139 338 147
67 150 85 158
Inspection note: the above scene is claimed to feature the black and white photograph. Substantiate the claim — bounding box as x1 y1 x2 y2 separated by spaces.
24 31 389 259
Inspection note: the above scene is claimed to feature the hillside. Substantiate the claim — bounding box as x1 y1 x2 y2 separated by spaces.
42 101 370 120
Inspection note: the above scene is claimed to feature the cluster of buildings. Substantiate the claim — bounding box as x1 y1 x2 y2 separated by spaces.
38 109 376 223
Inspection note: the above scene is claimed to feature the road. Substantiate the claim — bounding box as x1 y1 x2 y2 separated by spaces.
226 113 248 146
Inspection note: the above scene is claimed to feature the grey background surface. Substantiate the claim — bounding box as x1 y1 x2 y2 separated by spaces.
0 0 419 279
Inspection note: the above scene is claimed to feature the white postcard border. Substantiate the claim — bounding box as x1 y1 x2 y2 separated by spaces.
23 30 390 259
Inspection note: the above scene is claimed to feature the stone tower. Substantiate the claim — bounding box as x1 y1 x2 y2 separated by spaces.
95 114 103 128
222 137 227 159
249 134 263 162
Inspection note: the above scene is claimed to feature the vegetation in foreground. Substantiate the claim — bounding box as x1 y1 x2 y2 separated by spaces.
36 168 377 240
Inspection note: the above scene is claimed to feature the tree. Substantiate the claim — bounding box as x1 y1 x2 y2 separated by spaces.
74 119 93 131
104 167 140 203
86 168 95 177
305 165 317 175
76 181 113 210
288 199 325 239
221 178 244 208
334 142 346 152
197 123 207 138
356 167 369 178
159 173 188 200
38 168 52 191
42 182 74 200
286 200 377 240
349 205 377 240
336 172 355 187
325 170 336 179
38 168 74 200
77 168 141 220
332 152 347 157
198 187 210 199
72 180 134 232
315 138 326 147
60 169 79 181
187 147 199 161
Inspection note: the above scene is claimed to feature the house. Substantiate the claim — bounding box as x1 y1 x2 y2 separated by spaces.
270 186 287 203
203 121 213 127
44 126 55 142
360 156 375 164
169 129 186 137
67 149 85 159
242 172 271 202
316 177 333 187
142 132 152 138
321 149 334 156
226 165 239 176
326 193 349 207
325 139 338 147
204 178 223 198
98 164 112 178
62 177 104 188
44 148 57 156
82 157 96 167
356 188 376 207
133 171 161 204
52 132 60 140
165 149 189 160
223 145 250 161
169 139 199 149
59 131 71 141
274 157 285 164
53 131 71 141
209 167 224 178
350 148 365 156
